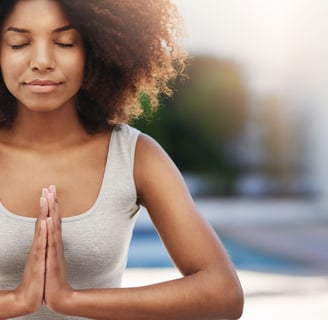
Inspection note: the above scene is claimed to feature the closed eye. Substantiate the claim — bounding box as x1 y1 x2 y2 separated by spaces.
55 42 74 48
11 43 30 50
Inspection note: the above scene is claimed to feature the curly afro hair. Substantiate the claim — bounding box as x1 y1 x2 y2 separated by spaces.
0 0 187 133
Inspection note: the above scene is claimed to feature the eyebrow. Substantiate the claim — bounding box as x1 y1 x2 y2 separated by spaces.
52 24 74 33
5 24 74 34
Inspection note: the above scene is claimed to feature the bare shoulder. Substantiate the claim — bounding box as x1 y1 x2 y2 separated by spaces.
134 133 189 203
134 133 176 169
133 132 196 223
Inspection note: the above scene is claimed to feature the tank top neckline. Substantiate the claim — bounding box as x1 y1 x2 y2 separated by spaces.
0 127 117 223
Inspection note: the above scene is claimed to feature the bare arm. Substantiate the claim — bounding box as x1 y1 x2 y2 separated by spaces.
45 134 244 319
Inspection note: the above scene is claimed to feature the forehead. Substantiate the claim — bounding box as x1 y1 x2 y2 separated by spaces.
3 0 70 32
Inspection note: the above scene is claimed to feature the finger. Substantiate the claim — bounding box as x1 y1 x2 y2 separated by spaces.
46 217 58 265
46 186 56 214
46 192 57 222
49 185 56 197
40 220 47 242
33 212 46 245
46 186 61 230
42 187 47 196
29 220 47 276
36 220 48 259
46 217 55 251
46 217 54 240
39 197 49 219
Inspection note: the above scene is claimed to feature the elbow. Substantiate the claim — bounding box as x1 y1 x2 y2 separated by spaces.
227 282 244 319
208 274 244 320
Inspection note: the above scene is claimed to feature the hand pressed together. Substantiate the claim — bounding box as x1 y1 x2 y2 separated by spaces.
42 186 73 313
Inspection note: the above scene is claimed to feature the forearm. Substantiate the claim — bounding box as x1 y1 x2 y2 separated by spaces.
57 271 243 320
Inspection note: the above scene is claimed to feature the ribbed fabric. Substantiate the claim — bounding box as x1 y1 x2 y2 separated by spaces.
0 124 141 319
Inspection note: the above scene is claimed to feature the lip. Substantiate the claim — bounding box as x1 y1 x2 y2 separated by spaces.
24 79 62 93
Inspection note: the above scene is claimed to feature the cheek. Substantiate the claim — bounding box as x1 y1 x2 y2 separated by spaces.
0 51 22 83
0 58 18 87
2 70 20 94
62 53 85 82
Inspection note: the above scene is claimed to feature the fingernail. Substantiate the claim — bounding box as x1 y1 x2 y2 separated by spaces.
49 185 56 195
42 188 47 197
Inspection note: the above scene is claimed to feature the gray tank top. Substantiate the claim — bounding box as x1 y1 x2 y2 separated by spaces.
0 124 141 319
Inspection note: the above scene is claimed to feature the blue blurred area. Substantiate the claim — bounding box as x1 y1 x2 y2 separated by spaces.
127 228 303 273
128 200 328 275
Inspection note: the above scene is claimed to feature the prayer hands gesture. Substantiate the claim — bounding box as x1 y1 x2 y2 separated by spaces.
42 186 73 312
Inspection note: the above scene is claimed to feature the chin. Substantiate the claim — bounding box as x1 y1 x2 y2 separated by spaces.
18 98 75 114
20 103 59 112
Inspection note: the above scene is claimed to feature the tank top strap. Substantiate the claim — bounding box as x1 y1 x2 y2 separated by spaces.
100 124 141 201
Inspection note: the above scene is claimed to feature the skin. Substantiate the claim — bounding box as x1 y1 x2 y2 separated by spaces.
0 0 244 319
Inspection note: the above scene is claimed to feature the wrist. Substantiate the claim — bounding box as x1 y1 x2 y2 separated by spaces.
62 289 79 315
12 287 39 316
51 289 102 318
46 287 76 315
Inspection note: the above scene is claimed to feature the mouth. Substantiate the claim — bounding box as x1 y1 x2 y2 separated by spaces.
24 80 63 93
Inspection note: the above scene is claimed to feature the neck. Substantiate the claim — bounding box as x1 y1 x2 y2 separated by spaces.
4 104 89 148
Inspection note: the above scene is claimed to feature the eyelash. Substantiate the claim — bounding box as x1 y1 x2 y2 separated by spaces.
10 42 74 50
55 42 74 48
11 43 29 50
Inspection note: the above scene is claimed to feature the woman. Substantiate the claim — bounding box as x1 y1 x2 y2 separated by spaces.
0 0 243 319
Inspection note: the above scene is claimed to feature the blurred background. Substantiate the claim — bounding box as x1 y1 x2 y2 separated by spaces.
125 1 328 319
134 0 328 200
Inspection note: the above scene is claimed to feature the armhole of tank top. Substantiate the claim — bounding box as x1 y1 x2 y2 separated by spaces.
129 126 141 168
127 126 141 208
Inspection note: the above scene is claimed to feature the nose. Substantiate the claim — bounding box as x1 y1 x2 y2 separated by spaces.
30 41 55 72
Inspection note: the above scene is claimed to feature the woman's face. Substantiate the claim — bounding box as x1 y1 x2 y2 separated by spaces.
0 0 85 113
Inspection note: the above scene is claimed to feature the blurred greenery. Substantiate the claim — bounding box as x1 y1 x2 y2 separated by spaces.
133 55 249 195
